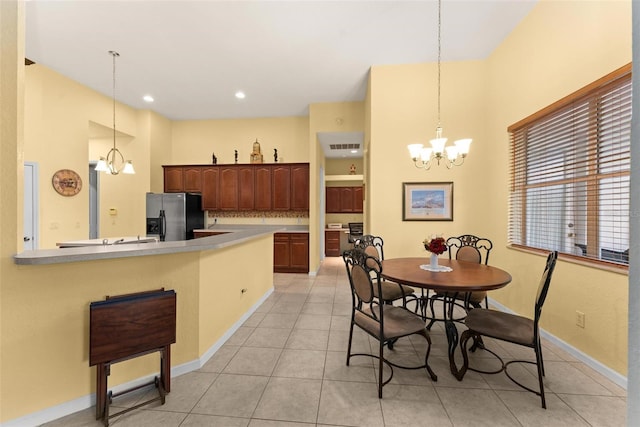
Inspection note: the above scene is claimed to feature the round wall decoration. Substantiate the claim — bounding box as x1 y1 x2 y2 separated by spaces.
52 169 82 197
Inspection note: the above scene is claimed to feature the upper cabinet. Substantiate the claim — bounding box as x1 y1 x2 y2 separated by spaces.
163 163 309 213
163 166 202 193
326 186 363 213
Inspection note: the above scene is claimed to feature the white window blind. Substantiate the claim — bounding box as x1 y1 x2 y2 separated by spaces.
508 64 631 266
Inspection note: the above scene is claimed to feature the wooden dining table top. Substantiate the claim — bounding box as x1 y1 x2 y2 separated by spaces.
381 257 512 293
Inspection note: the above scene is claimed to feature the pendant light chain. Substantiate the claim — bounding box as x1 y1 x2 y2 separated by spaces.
110 50 119 152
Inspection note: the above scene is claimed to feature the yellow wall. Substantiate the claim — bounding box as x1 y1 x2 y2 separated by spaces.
309 102 365 272
369 60 489 257
367 0 631 375
170 117 309 165
24 65 152 248
1 235 273 422
484 0 631 375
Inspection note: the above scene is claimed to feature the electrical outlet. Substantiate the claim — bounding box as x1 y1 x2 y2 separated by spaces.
576 311 585 328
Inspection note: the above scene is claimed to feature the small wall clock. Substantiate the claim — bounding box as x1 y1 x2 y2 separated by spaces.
52 169 82 197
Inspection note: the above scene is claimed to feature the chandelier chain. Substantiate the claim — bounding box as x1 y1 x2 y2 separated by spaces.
437 0 441 128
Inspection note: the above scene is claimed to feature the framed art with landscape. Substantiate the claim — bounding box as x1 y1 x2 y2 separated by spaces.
402 182 453 221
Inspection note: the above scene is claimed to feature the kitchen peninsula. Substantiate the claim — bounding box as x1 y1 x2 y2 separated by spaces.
9 227 286 425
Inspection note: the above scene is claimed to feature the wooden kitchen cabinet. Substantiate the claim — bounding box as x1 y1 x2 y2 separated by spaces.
272 165 291 211
325 230 341 257
291 163 309 211
273 232 309 273
164 163 309 213
201 167 219 210
254 165 272 210
163 166 184 192
325 186 363 213
183 167 202 192
219 166 239 210
238 166 255 210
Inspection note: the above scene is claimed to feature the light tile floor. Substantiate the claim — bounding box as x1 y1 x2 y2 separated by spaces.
43 257 627 427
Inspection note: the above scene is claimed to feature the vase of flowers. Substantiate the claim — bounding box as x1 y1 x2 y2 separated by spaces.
423 236 446 268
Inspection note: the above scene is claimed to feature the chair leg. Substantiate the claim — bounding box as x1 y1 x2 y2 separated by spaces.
535 344 547 408
346 320 355 366
536 338 545 376
484 295 489 309
378 340 384 398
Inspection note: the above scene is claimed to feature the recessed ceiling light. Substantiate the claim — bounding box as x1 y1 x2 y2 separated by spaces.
143 95 154 103
351 150 358 154
235 91 246 99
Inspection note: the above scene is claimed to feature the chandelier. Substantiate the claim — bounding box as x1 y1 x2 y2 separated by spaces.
95 51 135 175
408 0 471 170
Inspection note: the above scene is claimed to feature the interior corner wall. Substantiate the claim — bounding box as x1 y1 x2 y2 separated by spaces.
24 65 153 248
309 101 365 272
147 110 173 193
368 60 489 258
484 0 631 376
368 0 631 377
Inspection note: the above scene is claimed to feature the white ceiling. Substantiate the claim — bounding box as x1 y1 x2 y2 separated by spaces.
25 0 537 158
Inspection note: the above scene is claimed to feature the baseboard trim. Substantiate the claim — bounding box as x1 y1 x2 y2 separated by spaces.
488 298 627 390
2 286 274 427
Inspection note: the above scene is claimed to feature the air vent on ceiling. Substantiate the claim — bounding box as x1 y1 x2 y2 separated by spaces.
329 143 360 150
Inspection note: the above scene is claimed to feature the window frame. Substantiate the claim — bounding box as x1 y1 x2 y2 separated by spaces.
508 63 631 270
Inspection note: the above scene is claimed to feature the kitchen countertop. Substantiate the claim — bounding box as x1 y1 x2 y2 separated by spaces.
15 226 290 265
195 224 309 233
56 236 158 247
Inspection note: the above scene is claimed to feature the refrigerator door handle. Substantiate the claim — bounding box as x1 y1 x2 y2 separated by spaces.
159 210 166 242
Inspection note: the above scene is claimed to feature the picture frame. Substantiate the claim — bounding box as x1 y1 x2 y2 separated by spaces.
402 182 453 221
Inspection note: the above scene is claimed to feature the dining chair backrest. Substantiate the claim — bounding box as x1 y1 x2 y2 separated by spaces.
534 251 559 326
343 248 382 309
354 235 384 271
447 234 493 265
348 222 364 243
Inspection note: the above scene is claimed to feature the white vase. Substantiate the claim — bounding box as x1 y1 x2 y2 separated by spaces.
430 253 439 268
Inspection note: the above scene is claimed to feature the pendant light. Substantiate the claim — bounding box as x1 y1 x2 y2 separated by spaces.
408 0 472 170
95 51 135 175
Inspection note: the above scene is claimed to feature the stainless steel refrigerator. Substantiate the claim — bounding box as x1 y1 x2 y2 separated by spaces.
146 192 204 241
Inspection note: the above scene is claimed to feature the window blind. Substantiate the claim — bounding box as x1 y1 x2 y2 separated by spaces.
508 64 631 266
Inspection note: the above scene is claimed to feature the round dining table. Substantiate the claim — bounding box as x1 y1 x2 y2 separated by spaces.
381 257 512 377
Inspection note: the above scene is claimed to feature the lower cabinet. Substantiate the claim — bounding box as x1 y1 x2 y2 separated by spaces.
325 230 341 257
193 230 229 239
274 232 309 273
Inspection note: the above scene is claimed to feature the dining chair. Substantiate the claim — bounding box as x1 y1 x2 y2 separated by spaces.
343 249 437 398
426 234 493 330
353 235 416 307
347 222 364 245
458 251 558 408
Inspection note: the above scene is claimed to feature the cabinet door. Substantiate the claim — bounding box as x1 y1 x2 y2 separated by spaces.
254 165 272 211
183 167 202 192
273 233 290 271
272 165 291 211
164 167 183 192
291 164 309 211
353 186 363 213
325 230 341 257
238 166 255 210
326 187 341 213
219 166 239 210
290 233 309 272
340 187 354 212
201 167 219 210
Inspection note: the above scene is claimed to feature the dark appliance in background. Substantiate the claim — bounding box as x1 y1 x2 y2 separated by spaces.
146 193 204 241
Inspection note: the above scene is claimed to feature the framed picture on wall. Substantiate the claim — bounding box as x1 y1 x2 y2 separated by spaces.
402 182 453 221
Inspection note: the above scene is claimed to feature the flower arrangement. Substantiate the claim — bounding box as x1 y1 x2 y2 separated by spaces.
423 235 446 255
